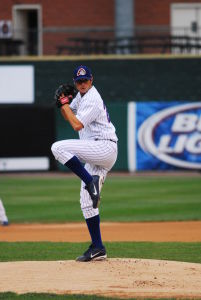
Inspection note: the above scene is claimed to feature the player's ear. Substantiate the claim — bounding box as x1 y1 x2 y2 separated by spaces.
90 77 93 84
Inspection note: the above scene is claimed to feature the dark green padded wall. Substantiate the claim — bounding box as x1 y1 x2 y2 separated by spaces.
107 102 127 170
1 57 201 103
29 57 201 102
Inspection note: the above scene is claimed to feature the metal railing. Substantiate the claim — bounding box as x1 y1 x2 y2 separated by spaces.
57 35 201 55
1 26 201 56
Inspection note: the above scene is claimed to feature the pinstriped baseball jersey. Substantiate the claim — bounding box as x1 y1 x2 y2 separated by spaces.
51 84 118 219
70 86 118 142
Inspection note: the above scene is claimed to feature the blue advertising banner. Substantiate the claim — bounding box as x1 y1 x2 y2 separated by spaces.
135 102 201 170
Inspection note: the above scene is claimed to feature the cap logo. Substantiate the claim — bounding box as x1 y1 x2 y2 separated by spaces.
77 68 86 76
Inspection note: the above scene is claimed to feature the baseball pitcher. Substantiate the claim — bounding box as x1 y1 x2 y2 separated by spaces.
51 65 118 262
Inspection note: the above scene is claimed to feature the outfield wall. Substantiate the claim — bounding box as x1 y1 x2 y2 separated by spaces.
0 103 127 172
1 55 201 104
1 101 199 172
0 55 201 171
0 105 56 171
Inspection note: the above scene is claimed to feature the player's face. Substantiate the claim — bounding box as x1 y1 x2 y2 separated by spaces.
75 78 93 95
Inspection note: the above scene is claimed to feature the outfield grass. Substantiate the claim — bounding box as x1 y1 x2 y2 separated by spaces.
0 175 201 223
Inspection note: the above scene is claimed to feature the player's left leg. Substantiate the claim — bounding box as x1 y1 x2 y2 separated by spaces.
51 139 117 208
76 163 107 262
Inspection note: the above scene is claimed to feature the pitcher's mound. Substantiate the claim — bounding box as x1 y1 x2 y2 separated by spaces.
0 258 201 299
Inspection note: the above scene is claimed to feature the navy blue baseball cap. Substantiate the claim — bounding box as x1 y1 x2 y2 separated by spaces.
73 65 93 82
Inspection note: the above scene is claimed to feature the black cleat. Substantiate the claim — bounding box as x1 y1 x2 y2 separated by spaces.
85 175 103 209
76 244 107 262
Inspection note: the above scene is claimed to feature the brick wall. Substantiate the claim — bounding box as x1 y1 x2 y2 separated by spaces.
0 0 115 54
42 0 114 27
1 0 201 54
0 0 114 26
2 0 201 28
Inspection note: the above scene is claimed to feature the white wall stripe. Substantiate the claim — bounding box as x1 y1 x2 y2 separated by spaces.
127 102 136 172
0 157 49 171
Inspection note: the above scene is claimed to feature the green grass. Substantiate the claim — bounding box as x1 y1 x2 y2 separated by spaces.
0 241 201 263
0 292 178 300
0 175 201 223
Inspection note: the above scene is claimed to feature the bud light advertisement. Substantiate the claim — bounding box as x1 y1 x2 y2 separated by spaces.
137 102 201 170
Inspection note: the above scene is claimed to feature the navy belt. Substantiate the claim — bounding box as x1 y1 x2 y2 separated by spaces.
95 139 117 144
109 139 117 144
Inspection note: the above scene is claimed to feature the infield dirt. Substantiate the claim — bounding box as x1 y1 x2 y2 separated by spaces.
1 221 201 242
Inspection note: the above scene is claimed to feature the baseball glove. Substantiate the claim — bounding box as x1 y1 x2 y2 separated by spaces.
54 84 77 108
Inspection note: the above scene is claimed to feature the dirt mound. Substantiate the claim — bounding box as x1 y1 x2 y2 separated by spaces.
0 258 201 299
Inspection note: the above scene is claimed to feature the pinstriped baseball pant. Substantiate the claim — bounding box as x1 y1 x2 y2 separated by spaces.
51 139 117 219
